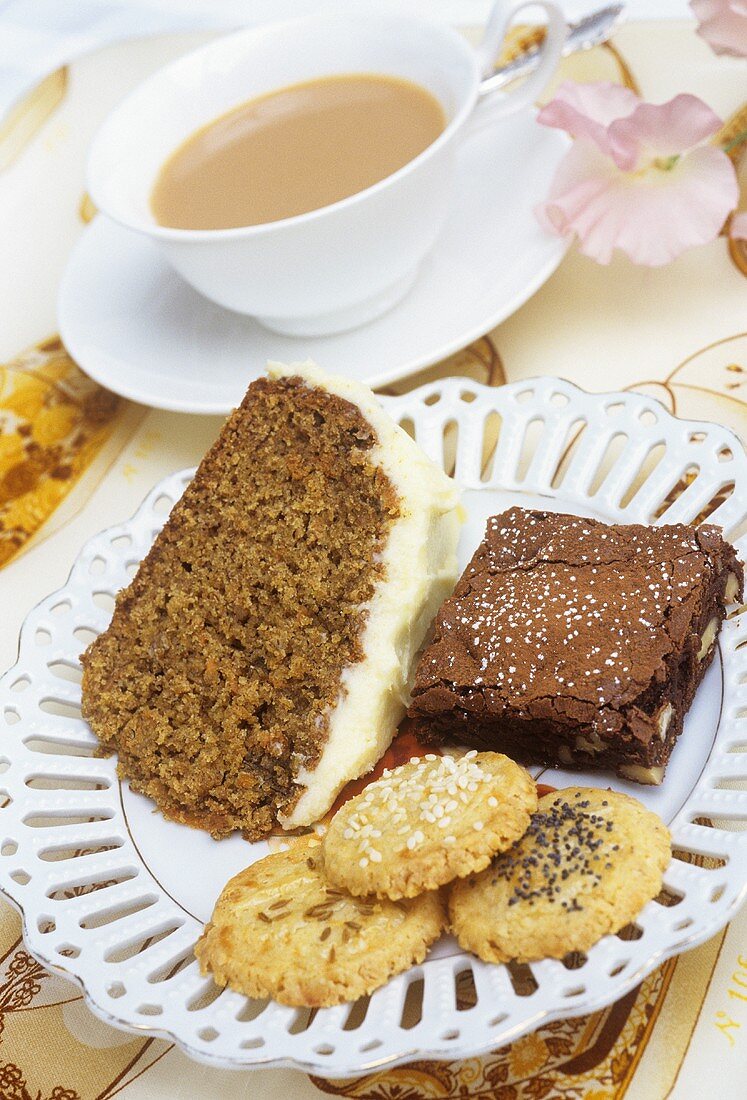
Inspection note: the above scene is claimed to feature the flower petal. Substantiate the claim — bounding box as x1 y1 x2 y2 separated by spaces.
537 81 640 162
535 142 635 264
538 81 641 128
536 142 738 266
691 0 747 57
610 94 723 167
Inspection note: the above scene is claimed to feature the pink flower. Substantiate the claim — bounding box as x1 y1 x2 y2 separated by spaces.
691 0 747 57
536 82 739 266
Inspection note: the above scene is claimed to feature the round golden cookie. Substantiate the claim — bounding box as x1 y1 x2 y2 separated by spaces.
195 837 446 1007
322 751 538 900
449 787 671 964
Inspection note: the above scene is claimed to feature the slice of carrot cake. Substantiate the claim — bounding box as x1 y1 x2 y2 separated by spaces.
81 363 462 839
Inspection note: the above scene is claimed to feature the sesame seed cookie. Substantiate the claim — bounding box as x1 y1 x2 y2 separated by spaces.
322 751 538 900
450 787 671 964
195 837 446 1007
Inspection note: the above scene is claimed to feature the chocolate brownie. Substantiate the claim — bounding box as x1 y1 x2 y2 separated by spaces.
409 508 743 784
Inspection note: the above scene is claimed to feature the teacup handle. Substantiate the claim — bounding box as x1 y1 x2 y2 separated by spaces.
475 0 566 119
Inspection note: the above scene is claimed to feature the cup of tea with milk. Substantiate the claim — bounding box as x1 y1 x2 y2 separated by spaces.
87 1 565 336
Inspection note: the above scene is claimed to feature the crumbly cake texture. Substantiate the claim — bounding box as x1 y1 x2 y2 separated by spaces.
323 751 537 899
195 837 446 1007
449 787 671 963
81 362 462 839
409 508 743 784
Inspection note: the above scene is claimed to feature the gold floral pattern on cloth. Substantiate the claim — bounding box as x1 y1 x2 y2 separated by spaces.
0 910 170 1100
378 336 507 395
631 332 747 440
0 337 122 568
310 846 727 1099
310 964 672 1099
496 25 640 96
0 946 50 1041
720 103 747 277
0 1063 79 1100
0 68 67 174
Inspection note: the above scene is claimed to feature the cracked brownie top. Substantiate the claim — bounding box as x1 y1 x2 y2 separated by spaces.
409 507 742 779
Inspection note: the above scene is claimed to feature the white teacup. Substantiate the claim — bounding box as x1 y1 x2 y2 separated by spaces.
87 1 566 337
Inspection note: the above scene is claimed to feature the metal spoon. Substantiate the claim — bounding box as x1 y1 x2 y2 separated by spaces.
480 3 626 96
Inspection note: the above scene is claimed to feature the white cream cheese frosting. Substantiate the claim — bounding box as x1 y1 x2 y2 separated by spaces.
268 361 464 829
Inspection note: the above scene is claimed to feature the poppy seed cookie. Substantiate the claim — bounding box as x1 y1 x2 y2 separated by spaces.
449 787 671 962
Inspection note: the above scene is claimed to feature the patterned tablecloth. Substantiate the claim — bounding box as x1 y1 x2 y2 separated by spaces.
0 13 745 1100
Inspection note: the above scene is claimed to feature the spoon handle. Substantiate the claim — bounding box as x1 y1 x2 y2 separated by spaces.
479 3 625 96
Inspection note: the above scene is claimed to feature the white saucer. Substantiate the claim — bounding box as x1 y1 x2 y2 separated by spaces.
58 115 568 414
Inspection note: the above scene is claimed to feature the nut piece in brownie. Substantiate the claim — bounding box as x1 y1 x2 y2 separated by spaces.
409 508 743 785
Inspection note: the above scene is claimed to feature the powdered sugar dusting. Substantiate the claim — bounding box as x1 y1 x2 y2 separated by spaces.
415 508 725 717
